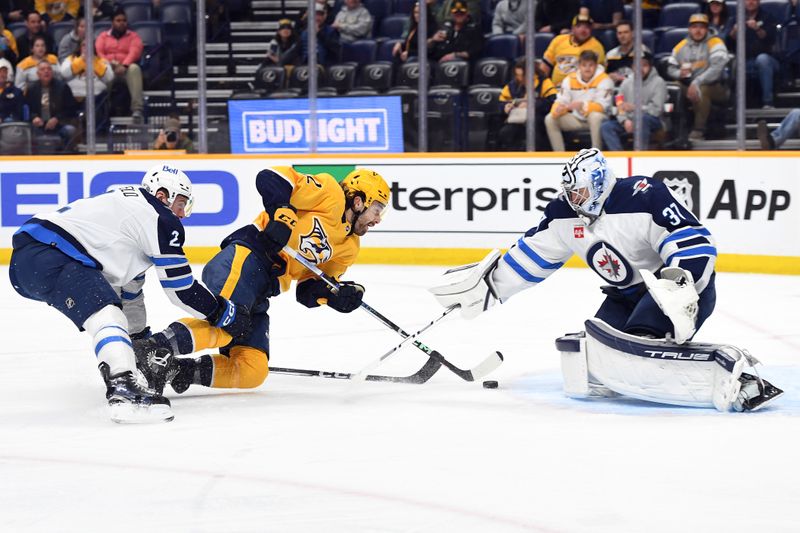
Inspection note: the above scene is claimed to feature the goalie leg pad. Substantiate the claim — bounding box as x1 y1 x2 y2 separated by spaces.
556 332 618 399
428 249 502 319
582 318 750 411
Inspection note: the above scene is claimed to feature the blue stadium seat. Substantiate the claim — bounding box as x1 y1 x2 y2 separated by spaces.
377 38 402 62
433 59 470 88
379 14 408 39
121 0 153 24
534 33 553 58
395 61 430 87
658 3 701 29
482 34 519 62
356 61 393 92
342 39 377 64
471 57 510 87
656 27 688 57
160 0 194 59
394 0 415 15
130 21 167 82
760 0 792 25
597 29 617 52
253 65 286 94
363 0 391 32
324 63 357 94
48 21 74 48
8 22 26 41
92 21 113 39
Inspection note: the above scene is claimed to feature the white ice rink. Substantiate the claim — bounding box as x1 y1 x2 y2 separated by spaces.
1 263 799 532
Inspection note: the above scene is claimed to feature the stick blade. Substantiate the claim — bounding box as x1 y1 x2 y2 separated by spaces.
468 351 504 381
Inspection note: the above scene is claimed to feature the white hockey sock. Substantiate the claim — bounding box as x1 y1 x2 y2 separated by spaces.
83 306 135 376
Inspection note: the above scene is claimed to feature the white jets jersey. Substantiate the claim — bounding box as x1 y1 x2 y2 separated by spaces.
492 176 717 302
18 186 218 319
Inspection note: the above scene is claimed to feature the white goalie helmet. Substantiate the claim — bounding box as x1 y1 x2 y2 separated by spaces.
141 163 194 216
561 148 616 225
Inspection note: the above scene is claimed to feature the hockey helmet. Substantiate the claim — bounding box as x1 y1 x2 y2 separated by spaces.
141 163 194 216
341 168 390 215
561 148 616 225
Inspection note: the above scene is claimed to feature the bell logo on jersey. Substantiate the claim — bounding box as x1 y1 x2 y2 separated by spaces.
586 241 633 286
298 217 332 264
573 226 584 239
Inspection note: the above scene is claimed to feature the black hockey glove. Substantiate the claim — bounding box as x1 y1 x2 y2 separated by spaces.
207 296 251 339
257 203 297 260
296 279 365 313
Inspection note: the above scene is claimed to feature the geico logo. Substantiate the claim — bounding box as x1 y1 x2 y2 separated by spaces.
389 178 559 221
0 170 238 227
643 350 713 361
247 116 382 144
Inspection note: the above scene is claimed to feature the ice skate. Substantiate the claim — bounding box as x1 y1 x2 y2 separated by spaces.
100 363 174 424
733 373 784 412
133 336 174 395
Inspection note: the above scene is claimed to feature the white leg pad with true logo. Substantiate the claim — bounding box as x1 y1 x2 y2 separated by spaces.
557 319 750 411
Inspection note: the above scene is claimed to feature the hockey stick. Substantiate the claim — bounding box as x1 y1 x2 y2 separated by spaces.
283 245 504 381
270 355 442 385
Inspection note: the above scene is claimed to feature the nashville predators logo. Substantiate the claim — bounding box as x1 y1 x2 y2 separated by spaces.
298 218 332 264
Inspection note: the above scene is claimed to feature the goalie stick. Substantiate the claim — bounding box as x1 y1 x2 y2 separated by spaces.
283 245 504 382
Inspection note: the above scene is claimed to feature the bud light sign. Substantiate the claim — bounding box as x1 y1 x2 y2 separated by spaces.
228 96 404 153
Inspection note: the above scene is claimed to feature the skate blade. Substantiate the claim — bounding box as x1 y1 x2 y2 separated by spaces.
109 403 175 424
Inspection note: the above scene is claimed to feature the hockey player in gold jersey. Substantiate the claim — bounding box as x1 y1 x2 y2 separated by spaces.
133 166 391 394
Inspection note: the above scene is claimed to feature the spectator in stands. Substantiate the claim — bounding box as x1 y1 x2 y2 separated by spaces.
25 59 78 151
60 38 113 99
606 20 650 85
95 7 144 122
492 0 526 36
435 0 480 30
0 1 32 24
545 50 612 151
17 10 55 58
429 1 483 63
497 57 557 151
535 0 581 35
15 34 58 91
37 0 78 24
392 1 437 63
601 51 666 151
666 13 728 141
261 18 299 67
704 0 733 38
153 114 193 151
0 13 19 65
579 0 623 32
87 0 114 21
727 0 779 109
57 14 83 62
332 0 372 43
542 13 606 87
757 110 800 149
299 3 341 66
0 59 24 120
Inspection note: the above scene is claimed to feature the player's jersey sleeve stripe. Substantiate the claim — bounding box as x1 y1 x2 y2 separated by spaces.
657 227 711 253
160 276 195 289
121 289 143 300
503 253 546 283
675 236 711 250
516 238 564 269
666 245 717 264
150 256 189 267
165 265 193 278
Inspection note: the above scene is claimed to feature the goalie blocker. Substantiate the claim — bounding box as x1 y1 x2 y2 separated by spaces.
557 318 783 412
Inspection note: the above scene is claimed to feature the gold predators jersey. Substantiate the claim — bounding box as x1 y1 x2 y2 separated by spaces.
251 166 359 292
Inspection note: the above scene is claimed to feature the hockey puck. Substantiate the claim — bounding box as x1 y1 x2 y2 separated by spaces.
482 380 498 389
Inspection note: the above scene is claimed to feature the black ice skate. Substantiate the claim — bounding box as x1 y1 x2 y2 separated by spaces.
133 336 174 395
99 363 174 423
169 357 197 394
733 373 784 412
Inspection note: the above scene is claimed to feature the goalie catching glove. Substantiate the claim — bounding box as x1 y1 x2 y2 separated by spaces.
296 278 365 313
206 295 251 339
429 249 502 319
640 266 698 344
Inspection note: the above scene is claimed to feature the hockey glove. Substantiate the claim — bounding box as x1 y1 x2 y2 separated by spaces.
258 203 297 260
207 296 251 339
296 279 365 313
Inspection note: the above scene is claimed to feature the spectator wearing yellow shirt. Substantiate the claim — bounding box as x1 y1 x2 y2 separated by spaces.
542 13 606 87
545 50 613 151
36 0 80 24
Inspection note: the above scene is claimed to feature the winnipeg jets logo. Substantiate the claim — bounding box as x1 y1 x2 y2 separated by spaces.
632 178 651 196
298 218 332 264
586 242 632 286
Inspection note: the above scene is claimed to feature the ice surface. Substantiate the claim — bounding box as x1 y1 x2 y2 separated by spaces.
1 264 798 532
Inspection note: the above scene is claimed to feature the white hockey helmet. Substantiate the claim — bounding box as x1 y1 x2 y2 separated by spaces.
141 163 194 216
561 148 616 225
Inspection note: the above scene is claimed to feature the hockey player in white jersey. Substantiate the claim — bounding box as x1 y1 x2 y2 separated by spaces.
8 164 249 424
430 148 782 412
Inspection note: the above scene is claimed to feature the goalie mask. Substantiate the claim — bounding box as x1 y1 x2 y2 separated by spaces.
561 148 615 225
341 169 391 230
141 164 194 217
